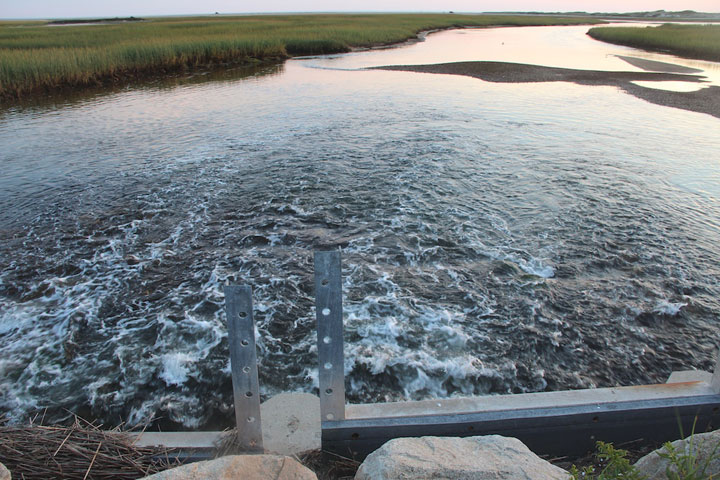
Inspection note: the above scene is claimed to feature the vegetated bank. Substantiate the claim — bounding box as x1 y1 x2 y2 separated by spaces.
588 24 720 62
0 14 602 99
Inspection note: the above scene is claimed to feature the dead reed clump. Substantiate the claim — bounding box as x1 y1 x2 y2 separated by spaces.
296 449 360 480
0 416 177 480
215 428 360 479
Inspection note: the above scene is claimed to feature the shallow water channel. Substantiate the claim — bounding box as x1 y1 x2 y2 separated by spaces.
1 24 720 429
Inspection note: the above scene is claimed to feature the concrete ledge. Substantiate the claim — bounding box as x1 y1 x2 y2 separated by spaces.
132 393 321 457
261 393 321 455
346 380 717 419
133 431 223 449
130 372 718 460
666 370 713 384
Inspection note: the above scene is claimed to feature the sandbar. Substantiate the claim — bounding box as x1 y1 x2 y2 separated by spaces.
371 61 720 119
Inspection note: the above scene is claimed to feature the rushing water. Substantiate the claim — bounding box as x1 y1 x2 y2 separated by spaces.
1 25 719 429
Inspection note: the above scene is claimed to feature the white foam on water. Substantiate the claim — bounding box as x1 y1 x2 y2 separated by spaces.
653 300 688 316
2 30 720 428
515 257 556 278
159 352 196 386
340 267 526 400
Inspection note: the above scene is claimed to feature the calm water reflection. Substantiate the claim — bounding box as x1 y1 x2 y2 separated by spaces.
301 24 720 89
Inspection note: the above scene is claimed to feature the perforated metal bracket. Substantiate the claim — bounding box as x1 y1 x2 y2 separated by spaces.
314 250 346 422
224 285 263 452
712 349 720 393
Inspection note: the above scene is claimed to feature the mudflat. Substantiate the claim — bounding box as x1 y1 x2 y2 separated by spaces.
372 61 720 119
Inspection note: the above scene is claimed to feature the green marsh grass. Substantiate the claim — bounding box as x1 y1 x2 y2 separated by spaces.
588 24 720 62
0 14 601 98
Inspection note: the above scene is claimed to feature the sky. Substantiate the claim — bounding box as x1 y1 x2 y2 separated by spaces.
3 0 719 19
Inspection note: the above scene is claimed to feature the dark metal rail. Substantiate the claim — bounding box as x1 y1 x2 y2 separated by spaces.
312 250 720 460
217 251 720 460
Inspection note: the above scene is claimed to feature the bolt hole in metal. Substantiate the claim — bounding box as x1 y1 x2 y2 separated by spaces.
351 433 360 440
247 416 256 423
245 391 253 397
322 308 331 316
325 388 333 395
324 362 332 370
242 366 251 374
238 311 247 318
592 416 599 423
321 279 329 286
241 339 249 347
326 414 334 420
323 336 331 344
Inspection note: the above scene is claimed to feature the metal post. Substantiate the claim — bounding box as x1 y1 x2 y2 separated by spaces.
224 285 263 452
314 250 346 422
712 349 720 393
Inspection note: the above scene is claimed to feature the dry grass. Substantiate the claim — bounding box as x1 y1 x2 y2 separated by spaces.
216 428 360 479
0 416 177 479
297 449 361 480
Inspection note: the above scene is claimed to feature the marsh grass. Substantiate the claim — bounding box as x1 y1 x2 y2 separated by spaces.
569 442 649 479
0 14 600 98
588 24 720 62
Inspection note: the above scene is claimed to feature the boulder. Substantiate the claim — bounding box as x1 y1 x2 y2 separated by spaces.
634 429 720 479
140 454 317 480
261 393 321 455
0 462 9 480
354 435 568 480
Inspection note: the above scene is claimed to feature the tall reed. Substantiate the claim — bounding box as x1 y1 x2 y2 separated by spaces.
0 14 601 98
588 24 720 62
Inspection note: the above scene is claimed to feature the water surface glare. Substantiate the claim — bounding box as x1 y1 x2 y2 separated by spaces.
1 25 719 429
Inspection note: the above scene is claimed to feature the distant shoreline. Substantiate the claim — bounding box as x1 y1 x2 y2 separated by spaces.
47 17 144 25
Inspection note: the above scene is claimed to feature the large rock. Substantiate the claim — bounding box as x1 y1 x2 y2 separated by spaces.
141 454 317 480
261 393 321 455
354 435 568 480
634 429 720 479
0 462 9 480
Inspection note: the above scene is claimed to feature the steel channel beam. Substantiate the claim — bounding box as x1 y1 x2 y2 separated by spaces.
314 250 346 422
712 350 720 392
309 251 720 459
322 394 720 459
224 285 263 452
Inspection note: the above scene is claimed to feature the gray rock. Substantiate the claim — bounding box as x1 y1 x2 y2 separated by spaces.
0 462 9 480
261 393 321 455
141 454 317 480
354 435 568 480
634 429 720 479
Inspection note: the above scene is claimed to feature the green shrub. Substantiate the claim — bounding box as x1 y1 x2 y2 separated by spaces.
570 432 720 480
569 441 647 480
657 433 720 479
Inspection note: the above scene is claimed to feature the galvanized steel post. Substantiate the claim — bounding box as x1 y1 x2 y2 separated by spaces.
712 349 720 393
224 285 263 452
314 250 346 422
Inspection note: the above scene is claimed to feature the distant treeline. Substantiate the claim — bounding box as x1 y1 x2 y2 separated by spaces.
501 10 720 19
47 17 144 25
